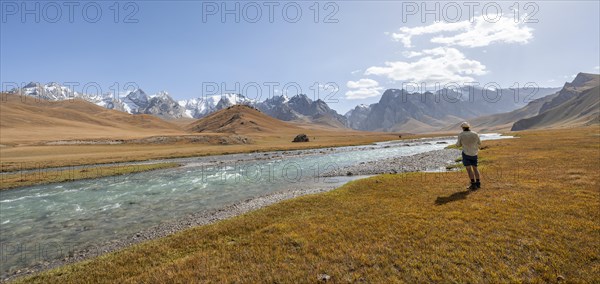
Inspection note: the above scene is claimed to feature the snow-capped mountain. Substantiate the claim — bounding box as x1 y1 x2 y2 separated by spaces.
11 82 347 125
256 94 347 126
143 91 188 119
12 83 187 119
178 94 256 118
122 89 150 114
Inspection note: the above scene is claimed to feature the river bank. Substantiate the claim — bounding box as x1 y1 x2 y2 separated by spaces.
2 134 510 282
1 178 359 281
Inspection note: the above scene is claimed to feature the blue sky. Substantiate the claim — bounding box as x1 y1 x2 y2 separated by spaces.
1 1 599 113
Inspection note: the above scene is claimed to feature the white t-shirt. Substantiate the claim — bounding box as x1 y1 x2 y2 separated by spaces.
456 130 481 156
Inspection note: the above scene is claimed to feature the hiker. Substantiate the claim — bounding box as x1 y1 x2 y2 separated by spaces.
456 122 481 190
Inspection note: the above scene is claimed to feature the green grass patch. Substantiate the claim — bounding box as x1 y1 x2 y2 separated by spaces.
445 144 459 149
445 163 464 171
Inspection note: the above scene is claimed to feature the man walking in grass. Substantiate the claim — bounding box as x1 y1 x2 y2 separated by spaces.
456 122 481 190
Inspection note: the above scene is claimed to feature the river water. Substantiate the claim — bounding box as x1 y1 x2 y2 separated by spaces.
0 134 510 276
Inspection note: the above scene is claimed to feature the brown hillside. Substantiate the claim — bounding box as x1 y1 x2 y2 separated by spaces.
0 94 184 144
511 85 600 130
449 73 600 132
185 105 301 134
444 93 559 132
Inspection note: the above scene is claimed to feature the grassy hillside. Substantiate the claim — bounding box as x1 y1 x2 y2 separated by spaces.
18 126 599 283
0 94 185 144
185 105 301 133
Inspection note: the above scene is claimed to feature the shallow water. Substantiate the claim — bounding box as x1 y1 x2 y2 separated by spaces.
0 134 510 275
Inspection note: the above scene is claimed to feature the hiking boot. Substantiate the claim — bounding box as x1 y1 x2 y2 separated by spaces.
475 181 481 189
468 183 478 190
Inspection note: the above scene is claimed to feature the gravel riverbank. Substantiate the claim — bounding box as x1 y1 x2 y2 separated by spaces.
322 148 462 176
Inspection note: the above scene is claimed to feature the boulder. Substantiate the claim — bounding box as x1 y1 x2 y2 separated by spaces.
292 134 310 143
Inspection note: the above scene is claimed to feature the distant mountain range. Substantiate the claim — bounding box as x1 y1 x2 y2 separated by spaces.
511 73 599 131
12 80 578 133
344 85 561 133
445 73 600 132
11 83 347 126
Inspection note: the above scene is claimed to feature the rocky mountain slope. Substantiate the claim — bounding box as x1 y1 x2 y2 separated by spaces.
345 86 559 133
444 73 600 132
511 73 599 131
11 83 346 126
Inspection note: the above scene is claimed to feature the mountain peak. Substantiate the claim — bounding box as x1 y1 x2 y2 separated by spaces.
153 91 170 99
23 82 40 89
568 72 600 88
290 93 311 101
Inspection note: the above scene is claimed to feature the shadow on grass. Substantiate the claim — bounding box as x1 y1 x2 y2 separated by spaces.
435 190 471 205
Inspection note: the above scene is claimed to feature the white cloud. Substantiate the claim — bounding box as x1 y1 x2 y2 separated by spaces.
594 66 600 70
365 47 487 85
350 69 362 75
392 15 533 48
347 78 379 89
392 21 469 48
401 50 422 58
345 79 384 100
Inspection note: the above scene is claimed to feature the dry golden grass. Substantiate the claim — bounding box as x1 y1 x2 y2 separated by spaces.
185 105 302 133
0 94 186 145
0 131 402 172
17 126 600 283
0 162 179 190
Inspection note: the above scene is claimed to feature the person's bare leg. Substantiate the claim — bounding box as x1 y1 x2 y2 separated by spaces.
473 166 480 180
473 166 481 188
466 166 474 180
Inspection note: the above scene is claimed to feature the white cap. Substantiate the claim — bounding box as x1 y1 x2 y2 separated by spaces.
461 121 471 128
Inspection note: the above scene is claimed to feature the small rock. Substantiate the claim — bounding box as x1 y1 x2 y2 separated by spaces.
318 273 331 282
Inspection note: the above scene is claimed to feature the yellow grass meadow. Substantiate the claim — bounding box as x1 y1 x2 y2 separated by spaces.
14 126 599 283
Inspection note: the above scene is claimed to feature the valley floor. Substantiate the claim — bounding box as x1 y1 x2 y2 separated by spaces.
0 132 404 172
14 126 600 283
